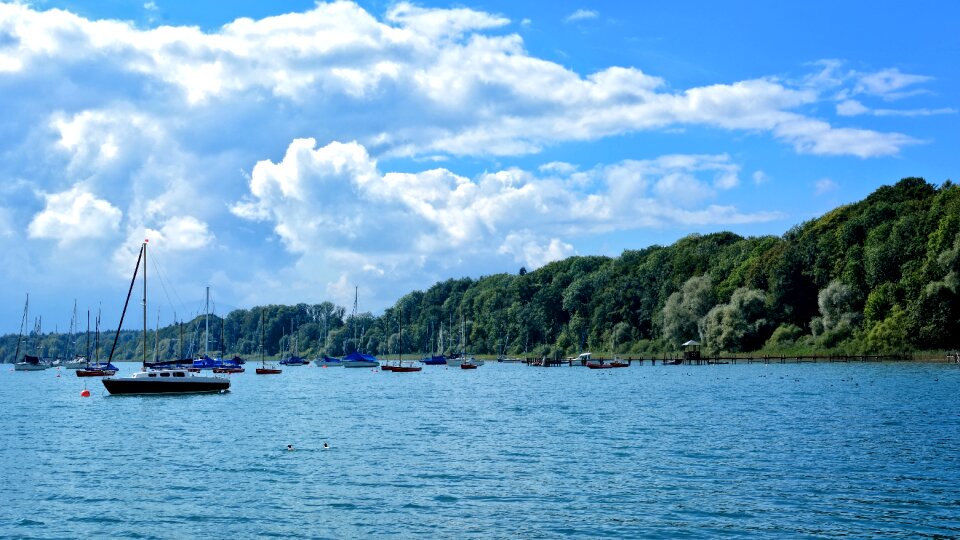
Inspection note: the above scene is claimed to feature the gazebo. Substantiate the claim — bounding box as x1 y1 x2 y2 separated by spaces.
682 340 701 360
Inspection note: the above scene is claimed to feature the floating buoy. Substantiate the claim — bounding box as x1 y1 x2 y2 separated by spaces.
80 389 91 397
322 365 327 369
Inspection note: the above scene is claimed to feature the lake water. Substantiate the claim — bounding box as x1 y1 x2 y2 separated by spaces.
2 361 958 538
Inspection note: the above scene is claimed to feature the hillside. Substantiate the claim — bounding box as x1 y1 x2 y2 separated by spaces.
3 177 957 362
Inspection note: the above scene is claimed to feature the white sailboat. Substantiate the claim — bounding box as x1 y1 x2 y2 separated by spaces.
14 295 52 371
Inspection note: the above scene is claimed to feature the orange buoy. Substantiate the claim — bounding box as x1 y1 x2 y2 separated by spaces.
80 389 91 397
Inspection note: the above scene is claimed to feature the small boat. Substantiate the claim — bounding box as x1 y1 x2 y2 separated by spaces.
421 355 447 365
101 241 230 396
212 366 244 374
76 367 118 377
384 307 421 373
314 355 343 367
279 356 306 366
12 295 52 371
14 355 51 371
459 362 478 370
255 311 281 375
342 351 379 368
586 363 617 369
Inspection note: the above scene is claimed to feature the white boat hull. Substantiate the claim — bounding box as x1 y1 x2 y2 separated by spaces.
342 361 379 368
314 360 343 367
14 362 51 371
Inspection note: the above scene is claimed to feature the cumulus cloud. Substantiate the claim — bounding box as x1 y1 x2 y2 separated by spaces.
232 138 777 283
0 2 927 160
27 186 122 244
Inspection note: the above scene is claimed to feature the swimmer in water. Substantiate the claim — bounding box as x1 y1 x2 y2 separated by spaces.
323 442 329 449
287 444 295 451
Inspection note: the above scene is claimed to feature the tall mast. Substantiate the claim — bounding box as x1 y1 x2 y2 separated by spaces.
142 240 148 368
204 286 210 357
398 306 402 363
86 310 90 360
14 294 27 363
352 286 358 353
107 242 144 365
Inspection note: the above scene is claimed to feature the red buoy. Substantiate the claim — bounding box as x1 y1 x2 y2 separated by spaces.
80 389 91 397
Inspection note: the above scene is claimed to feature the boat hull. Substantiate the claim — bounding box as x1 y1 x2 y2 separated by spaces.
77 369 117 377
212 367 245 374
342 361 379 368
460 363 479 369
255 368 282 375
390 366 422 372
14 362 50 371
102 377 229 395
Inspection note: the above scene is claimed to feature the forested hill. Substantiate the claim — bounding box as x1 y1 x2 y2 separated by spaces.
3 177 958 363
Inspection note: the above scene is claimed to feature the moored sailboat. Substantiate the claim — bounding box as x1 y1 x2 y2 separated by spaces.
101 241 230 395
255 311 282 375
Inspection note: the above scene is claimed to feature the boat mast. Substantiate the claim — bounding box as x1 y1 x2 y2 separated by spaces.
86 310 90 361
259 309 265 368
13 293 27 363
352 286 358 353
107 242 144 365
142 240 147 369
398 306 402 364
204 286 210 358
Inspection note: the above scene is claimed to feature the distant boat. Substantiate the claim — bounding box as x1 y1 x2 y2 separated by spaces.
384 306 421 373
454 315 482 369
255 311 281 375
77 310 117 377
421 355 447 365
342 351 379 368
314 355 343 367
101 241 230 395
13 295 51 371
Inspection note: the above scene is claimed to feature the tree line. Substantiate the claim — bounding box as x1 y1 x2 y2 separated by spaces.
3 177 957 363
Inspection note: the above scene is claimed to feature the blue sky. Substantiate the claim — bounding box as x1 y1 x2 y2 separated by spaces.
1 0 956 332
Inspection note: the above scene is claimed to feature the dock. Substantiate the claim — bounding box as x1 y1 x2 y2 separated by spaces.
523 353 915 367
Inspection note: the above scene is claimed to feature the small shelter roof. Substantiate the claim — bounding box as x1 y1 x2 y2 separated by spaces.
681 340 700 347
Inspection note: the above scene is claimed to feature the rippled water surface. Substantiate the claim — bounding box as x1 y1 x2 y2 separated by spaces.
2 361 959 538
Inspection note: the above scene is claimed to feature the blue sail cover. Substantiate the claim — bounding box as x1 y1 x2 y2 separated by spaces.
321 355 342 363
86 361 119 370
193 355 223 369
343 352 378 362
280 356 306 365
421 355 447 365
223 356 245 367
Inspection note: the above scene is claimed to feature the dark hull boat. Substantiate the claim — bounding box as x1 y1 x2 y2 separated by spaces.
256 367 282 375
103 370 230 394
100 241 230 396
213 366 244 374
77 368 117 377
460 363 479 370
390 365 422 372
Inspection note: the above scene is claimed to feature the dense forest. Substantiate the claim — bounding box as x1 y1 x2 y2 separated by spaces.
3 177 958 363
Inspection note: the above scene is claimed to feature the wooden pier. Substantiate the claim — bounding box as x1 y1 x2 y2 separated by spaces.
523 353 915 367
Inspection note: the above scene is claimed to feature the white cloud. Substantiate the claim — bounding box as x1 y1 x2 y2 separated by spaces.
499 231 575 268
752 170 769 185
150 216 215 251
815 178 838 196
565 9 598 23
0 3 925 160
27 186 122 243
232 139 777 295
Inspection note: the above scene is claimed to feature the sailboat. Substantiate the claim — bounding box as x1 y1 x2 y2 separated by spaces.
101 241 230 395
279 319 306 366
384 307 421 373
342 287 379 368
192 287 223 370
14 295 52 371
255 310 282 375
213 318 244 373
77 310 119 377
457 315 482 369
421 321 447 365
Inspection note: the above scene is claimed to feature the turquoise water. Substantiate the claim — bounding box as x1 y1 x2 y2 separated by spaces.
2 362 959 538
